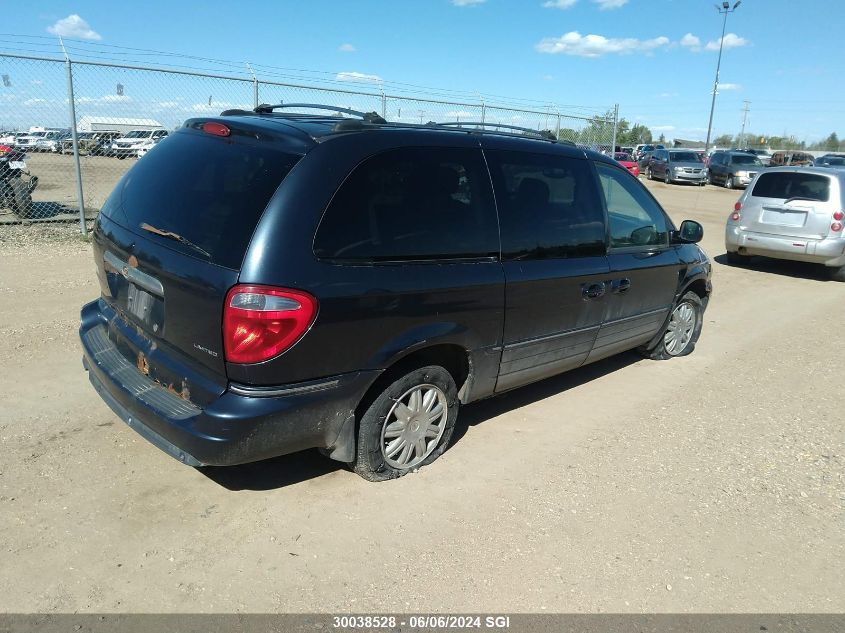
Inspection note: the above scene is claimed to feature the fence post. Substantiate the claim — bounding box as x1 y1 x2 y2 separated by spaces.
246 63 258 108
63 51 87 237
555 114 561 139
380 89 387 118
481 100 486 124
610 103 619 154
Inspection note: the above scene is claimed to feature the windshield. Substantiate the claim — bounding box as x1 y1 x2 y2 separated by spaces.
731 154 763 166
642 145 655 152
124 130 153 138
670 151 702 162
614 153 633 161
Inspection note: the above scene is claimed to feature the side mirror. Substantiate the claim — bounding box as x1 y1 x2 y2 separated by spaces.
674 220 704 244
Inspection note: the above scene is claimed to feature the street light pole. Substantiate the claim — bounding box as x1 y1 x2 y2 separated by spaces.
704 1 741 154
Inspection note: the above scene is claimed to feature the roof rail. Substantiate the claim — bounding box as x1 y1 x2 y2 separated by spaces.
253 103 387 124
436 121 559 142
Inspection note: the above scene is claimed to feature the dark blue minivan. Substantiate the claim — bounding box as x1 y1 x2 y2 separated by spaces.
80 106 711 481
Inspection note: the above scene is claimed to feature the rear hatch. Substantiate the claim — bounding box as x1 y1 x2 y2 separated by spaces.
742 171 837 239
91 120 304 403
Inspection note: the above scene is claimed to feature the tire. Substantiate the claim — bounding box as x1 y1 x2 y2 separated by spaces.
646 167 653 180
664 170 671 185
8 177 34 219
828 265 845 282
639 291 705 361
353 365 458 482
725 176 735 190
725 251 750 266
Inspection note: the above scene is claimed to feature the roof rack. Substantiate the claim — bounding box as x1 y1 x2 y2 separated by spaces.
252 103 387 124
435 122 560 142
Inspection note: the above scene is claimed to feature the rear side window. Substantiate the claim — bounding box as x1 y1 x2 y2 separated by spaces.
102 129 300 269
485 150 605 260
314 147 498 261
752 172 831 202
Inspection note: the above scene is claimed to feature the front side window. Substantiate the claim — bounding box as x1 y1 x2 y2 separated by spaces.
595 162 669 249
486 150 606 260
314 147 498 261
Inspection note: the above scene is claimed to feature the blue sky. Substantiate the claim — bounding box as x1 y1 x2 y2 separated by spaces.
5 0 844 142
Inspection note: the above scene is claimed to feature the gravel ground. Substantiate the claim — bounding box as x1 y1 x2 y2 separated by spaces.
0 180 843 613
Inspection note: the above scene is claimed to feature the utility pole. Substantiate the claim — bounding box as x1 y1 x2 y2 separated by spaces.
704 1 742 154
739 100 750 148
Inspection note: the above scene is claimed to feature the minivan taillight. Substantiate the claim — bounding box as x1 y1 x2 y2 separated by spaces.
223 285 318 364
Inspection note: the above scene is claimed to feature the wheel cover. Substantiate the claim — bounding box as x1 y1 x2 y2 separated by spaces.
380 384 448 470
664 302 696 356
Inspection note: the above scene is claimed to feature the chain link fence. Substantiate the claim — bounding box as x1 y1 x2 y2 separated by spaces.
0 52 617 233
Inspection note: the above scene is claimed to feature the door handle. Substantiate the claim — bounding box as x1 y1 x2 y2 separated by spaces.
581 282 606 300
612 278 632 294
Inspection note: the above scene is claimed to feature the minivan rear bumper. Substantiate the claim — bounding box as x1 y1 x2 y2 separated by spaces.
726 226 845 266
80 301 379 466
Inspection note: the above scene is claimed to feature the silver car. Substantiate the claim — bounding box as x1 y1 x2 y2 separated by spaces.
646 149 708 185
725 167 845 280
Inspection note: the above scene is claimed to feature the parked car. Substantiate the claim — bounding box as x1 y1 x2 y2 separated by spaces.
34 130 70 153
645 149 707 186
637 150 655 171
79 107 711 481
708 150 765 189
13 131 48 151
815 154 845 168
109 129 168 159
60 131 122 156
769 151 814 167
634 143 665 161
613 151 639 177
725 167 845 280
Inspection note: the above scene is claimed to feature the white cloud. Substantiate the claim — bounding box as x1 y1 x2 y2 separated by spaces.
652 125 675 132
592 0 628 9
31 79 44 86
154 100 180 108
542 0 578 8
23 98 47 106
338 43 356 52
680 33 701 51
657 92 678 98
718 83 742 91
77 94 132 104
46 14 101 41
335 71 383 84
536 31 670 57
451 0 486 5
542 74 554 81
445 110 477 119
705 32 748 51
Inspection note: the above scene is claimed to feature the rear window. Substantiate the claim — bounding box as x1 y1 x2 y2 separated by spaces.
101 129 300 269
751 172 831 202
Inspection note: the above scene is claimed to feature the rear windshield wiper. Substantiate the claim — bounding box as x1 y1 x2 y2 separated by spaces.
139 222 212 259
783 196 821 204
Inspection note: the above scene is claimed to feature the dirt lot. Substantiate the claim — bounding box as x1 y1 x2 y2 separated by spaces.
0 180 843 613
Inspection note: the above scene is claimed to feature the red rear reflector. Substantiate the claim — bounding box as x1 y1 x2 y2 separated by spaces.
202 122 231 137
831 222 843 232
223 285 318 364
834 210 844 221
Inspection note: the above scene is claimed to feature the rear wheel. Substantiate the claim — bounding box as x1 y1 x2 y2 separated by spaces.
725 176 735 190
664 170 671 184
9 177 34 219
646 167 654 180
726 251 750 266
639 291 704 360
828 265 845 282
353 365 458 482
